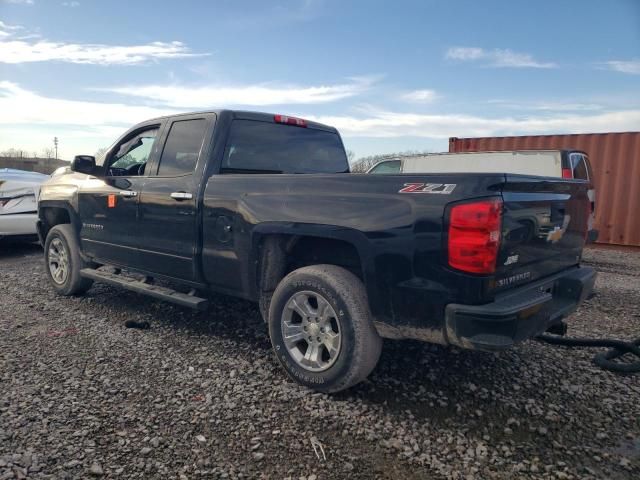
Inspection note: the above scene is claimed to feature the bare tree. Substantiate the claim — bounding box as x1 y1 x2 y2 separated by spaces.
95 147 108 163
350 157 378 173
41 147 55 159
1 148 24 158
350 153 395 173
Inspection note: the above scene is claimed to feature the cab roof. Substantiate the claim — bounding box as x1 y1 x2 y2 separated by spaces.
142 109 338 133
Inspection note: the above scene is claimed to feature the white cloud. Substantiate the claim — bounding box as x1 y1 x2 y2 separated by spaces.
2 0 34 4
0 20 22 30
2 81 638 159
446 47 485 61
95 77 374 107
0 21 207 65
62 1 80 6
0 39 207 65
603 60 640 75
487 99 604 112
0 81 180 157
446 47 557 69
400 89 438 103
0 81 176 127
0 20 23 37
309 108 640 139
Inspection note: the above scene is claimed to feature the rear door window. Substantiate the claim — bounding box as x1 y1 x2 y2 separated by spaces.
222 120 348 174
570 153 589 180
155 119 208 177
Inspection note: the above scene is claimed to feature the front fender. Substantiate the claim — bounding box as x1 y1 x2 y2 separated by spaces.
37 200 82 244
39 171 95 210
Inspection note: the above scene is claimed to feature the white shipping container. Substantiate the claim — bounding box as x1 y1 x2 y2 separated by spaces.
401 151 563 176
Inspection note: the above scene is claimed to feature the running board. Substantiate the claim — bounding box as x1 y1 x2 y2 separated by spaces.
80 268 209 311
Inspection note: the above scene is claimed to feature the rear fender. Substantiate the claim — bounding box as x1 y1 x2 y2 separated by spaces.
250 223 381 315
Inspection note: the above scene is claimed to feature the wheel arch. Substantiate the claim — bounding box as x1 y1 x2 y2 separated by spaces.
38 201 81 244
250 223 380 321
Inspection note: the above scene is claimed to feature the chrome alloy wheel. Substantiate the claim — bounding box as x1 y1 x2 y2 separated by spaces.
48 237 69 285
281 291 342 372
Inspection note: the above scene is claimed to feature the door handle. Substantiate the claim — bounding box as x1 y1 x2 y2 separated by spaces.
170 192 193 200
119 191 138 197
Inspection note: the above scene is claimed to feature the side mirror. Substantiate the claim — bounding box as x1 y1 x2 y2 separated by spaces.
71 155 96 175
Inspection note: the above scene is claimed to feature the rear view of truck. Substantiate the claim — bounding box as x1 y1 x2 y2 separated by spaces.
442 174 596 350
37 109 597 393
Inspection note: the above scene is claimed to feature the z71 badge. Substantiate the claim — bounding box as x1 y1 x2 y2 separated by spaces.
399 183 456 194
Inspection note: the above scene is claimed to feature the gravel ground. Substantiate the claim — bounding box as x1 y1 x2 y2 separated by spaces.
1 243 639 479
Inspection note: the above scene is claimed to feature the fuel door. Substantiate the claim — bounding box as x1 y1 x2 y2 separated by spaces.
214 215 233 243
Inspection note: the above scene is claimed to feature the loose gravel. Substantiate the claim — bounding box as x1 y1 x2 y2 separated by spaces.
0 243 638 479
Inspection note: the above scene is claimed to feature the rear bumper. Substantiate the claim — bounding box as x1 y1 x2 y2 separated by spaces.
445 266 596 351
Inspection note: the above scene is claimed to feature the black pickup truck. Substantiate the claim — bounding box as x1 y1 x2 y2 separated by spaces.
38 110 596 392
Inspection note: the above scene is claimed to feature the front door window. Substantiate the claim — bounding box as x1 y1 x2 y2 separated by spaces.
107 128 159 176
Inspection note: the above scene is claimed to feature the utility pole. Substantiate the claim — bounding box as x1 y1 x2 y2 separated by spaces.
53 137 58 160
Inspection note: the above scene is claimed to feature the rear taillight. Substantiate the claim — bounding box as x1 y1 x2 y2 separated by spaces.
448 199 502 274
274 114 307 127
562 168 573 179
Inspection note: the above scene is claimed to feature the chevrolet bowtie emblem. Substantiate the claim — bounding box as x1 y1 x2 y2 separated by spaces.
546 215 571 243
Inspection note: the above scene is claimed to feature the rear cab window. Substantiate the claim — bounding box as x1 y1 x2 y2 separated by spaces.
221 120 349 174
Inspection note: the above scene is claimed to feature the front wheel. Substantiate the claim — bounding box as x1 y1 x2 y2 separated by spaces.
44 224 94 296
268 265 382 393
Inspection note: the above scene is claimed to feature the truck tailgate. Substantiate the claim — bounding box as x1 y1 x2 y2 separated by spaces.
494 175 590 291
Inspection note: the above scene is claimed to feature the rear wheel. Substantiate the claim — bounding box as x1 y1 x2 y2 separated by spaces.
268 265 382 393
44 224 94 296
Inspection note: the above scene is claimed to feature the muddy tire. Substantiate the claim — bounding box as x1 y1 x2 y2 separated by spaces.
44 224 94 296
268 264 382 393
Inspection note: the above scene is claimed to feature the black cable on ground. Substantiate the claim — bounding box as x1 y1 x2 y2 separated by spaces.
536 334 640 373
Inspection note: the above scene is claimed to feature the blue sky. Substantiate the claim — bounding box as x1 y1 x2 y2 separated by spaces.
1 0 639 160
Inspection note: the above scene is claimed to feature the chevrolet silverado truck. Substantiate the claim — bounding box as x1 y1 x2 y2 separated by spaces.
37 110 596 392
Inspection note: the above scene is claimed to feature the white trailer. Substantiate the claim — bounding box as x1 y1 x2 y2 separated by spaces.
401 150 564 176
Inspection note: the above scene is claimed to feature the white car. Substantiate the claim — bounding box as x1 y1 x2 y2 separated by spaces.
0 168 49 241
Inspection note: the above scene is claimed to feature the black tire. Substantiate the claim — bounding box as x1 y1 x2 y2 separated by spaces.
268 264 382 393
44 224 94 296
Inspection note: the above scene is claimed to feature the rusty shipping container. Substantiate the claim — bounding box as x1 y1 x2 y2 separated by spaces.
449 132 640 247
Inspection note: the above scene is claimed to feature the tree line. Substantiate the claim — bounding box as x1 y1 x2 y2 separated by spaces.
0 147 57 160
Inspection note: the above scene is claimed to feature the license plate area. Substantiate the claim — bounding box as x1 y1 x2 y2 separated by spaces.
538 280 555 297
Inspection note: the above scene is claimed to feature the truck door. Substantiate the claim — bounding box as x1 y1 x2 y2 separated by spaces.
136 114 214 281
78 123 163 266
